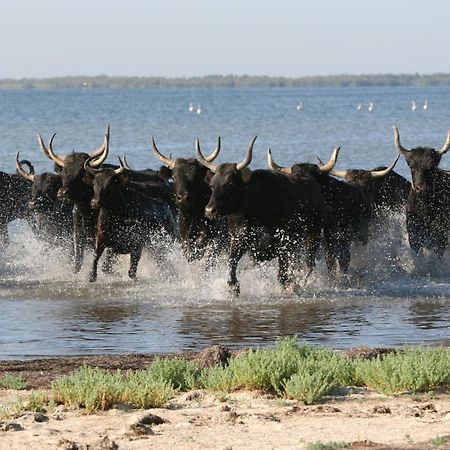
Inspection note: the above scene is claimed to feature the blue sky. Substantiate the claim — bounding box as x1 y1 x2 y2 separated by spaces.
1 0 449 78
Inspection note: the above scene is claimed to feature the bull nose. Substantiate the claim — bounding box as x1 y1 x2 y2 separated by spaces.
28 201 37 210
414 185 425 193
205 205 217 219
91 200 100 209
57 188 68 199
177 192 189 203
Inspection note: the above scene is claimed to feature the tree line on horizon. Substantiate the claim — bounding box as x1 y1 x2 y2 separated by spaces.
1 73 450 89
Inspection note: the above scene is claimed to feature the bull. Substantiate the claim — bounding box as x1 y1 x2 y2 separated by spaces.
152 138 227 261
86 160 177 281
38 126 111 272
393 126 450 258
268 148 371 278
197 137 325 295
15 154 73 252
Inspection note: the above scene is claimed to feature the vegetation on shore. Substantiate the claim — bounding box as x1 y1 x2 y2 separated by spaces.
1 73 450 90
0 338 449 415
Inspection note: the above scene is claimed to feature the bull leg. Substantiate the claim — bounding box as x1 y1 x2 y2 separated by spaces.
277 254 291 287
101 248 117 274
129 247 142 279
303 230 321 285
228 237 246 296
73 209 85 274
89 243 105 282
0 223 9 246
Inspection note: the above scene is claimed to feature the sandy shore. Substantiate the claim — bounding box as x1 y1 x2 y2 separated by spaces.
0 351 449 449
1 388 450 449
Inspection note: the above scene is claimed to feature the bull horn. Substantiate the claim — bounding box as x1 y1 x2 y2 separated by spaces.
123 154 131 169
267 149 292 174
152 137 176 169
83 157 103 175
437 130 450 156
236 136 257 171
196 139 218 172
89 125 110 158
115 157 126 174
330 169 348 179
393 126 410 155
15 152 35 182
370 154 401 178
37 133 66 167
205 137 221 162
88 127 110 168
319 147 340 173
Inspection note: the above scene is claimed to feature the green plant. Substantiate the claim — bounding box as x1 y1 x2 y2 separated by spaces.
354 347 450 395
430 435 449 447
144 357 199 390
307 441 348 450
0 374 27 390
199 365 236 392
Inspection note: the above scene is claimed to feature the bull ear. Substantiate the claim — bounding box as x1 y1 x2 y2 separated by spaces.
159 166 172 180
241 168 252 183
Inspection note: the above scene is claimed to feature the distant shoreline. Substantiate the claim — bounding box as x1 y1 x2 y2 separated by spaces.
1 73 450 89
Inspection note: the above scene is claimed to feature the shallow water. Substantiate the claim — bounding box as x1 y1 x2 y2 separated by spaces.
0 86 449 359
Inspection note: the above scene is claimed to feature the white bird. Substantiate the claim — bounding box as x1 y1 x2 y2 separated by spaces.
188 102 194 112
356 103 363 111
368 102 374 112
196 104 202 115
423 100 428 111
411 100 417 112
296 101 303 111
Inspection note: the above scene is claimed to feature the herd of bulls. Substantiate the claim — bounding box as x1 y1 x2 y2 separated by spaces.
3 125 450 295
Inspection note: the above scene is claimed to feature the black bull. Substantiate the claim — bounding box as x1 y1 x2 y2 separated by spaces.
197 137 325 295
88 163 177 281
394 126 450 257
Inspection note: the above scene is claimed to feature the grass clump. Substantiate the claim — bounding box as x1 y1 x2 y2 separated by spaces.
0 374 27 390
430 435 449 447
199 365 236 392
52 366 125 412
307 441 348 450
354 347 450 395
143 357 199 390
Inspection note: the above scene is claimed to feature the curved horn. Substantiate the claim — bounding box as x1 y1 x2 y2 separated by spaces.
37 133 66 167
88 127 110 168
114 157 125 174
236 136 257 171
89 125 110 158
437 130 450 156
151 137 176 169
330 169 348 179
15 152 35 182
267 149 292 174
318 147 340 173
393 126 410 155
83 157 103 175
122 154 131 169
369 154 401 178
205 137 221 162
196 139 218 172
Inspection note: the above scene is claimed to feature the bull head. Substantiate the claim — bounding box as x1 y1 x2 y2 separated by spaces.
268 147 340 174
152 136 222 169
196 136 257 173
38 125 110 168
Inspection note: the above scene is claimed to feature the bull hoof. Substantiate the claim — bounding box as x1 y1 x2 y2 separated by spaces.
228 281 240 297
89 274 97 283
128 271 137 279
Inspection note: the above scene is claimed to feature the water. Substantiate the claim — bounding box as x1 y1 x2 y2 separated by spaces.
0 86 450 360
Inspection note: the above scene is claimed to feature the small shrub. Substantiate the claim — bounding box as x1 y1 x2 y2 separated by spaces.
52 366 125 412
354 347 450 395
283 364 335 404
123 371 174 408
307 441 348 450
145 357 199 390
199 365 236 392
0 374 27 390
430 435 449 447
23 391 56 413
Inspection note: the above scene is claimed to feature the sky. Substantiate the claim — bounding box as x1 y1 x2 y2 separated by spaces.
1 0 449 79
